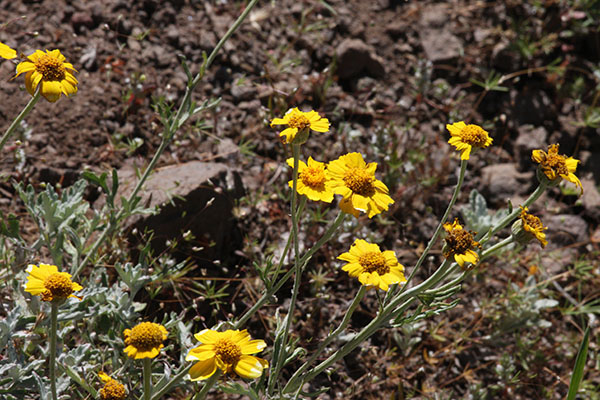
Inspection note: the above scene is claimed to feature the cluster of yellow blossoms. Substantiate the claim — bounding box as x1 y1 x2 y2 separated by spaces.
15 54 583 392
1 41 78 102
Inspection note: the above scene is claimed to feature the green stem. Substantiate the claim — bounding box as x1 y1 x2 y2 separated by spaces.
298 211 345 267
284 286 366 393
143 358 152 400
150 365 191 400
0 90 41 154
193 372 221 400
234 210 345 329
268 144 301 394
423 268 467 296
477 182 547 244
49 302 58 400
271 196 306 285
480 236 514 261
285 259 454 393
403 160 468 288
72 0 261 279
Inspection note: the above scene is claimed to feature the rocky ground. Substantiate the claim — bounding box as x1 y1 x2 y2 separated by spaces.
1 0 599 398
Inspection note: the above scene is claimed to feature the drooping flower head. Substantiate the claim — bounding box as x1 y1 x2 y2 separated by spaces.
327 152 394 218
24 264 83 303
286 156 334 202
270 107 329 144
123 322 168 359
337 239 406 291
98 372 127 400
512 206 548 248
15 49 78 102
446 121 493 160
443 219 481 269
532 144 582 195
186 329 268 380
0 41 16 60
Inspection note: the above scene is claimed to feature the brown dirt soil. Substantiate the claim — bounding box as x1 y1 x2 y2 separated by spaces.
1 0 599 399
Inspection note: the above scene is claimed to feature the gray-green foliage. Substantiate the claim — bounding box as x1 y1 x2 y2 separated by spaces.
461 189 509 237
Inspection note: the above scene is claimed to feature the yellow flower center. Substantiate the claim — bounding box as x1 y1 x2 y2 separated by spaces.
42 273 74 301
35 54 66 81
126 322 165 352
358 252 389 274
300 165 326 188
343 168 375 196
287 114 310 130
460 125 488 147
444 227 477 256
521 212 543 233
100 380 126 400
215 338 242 365
541 144 569 177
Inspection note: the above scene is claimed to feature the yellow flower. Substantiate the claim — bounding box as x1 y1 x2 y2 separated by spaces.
519 206 548 248
24 264 83 302
532 143 582 194
98 372 127 400
337 239 406 291
270 107 329 144
446 121 493 160
286 156 334 202
327 152 394 218
123 322 168 359
15 49 78 102
186 329 268 380
443 219 481 269
0 41 16 59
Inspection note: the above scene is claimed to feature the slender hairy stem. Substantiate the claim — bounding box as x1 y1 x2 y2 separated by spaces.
298 211 345 267
234 210 345 329
271 196 307 285
269 144 301 393
193 372 221 400
477 182 547 244
143 358 152 400
286 259 454 393
49 302 58 400
284 286 367 392
403 160 468 287
480 236 514 260
150 365 191 400
0 91 41 154
73 0 261 279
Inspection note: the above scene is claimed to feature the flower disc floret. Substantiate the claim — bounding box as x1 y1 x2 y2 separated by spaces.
15 49 78 102
98 372 126 400
270 108 330 144
443 219 480 268
286 157 334 202
186 329 268 380
123 322 168 359
446 121 493 160
24 264 83 303
532 144 582 194
338 239 406 291
519 206 548 248
327 152 394 218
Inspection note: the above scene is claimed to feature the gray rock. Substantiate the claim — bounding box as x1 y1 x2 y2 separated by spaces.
107 161 244 267
231 82 258 103
418 4 462 62
336 39 385 80
545 214 588 247
515 125 548 168
419 29 462 62
581 178 600 220
481 163 534 200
